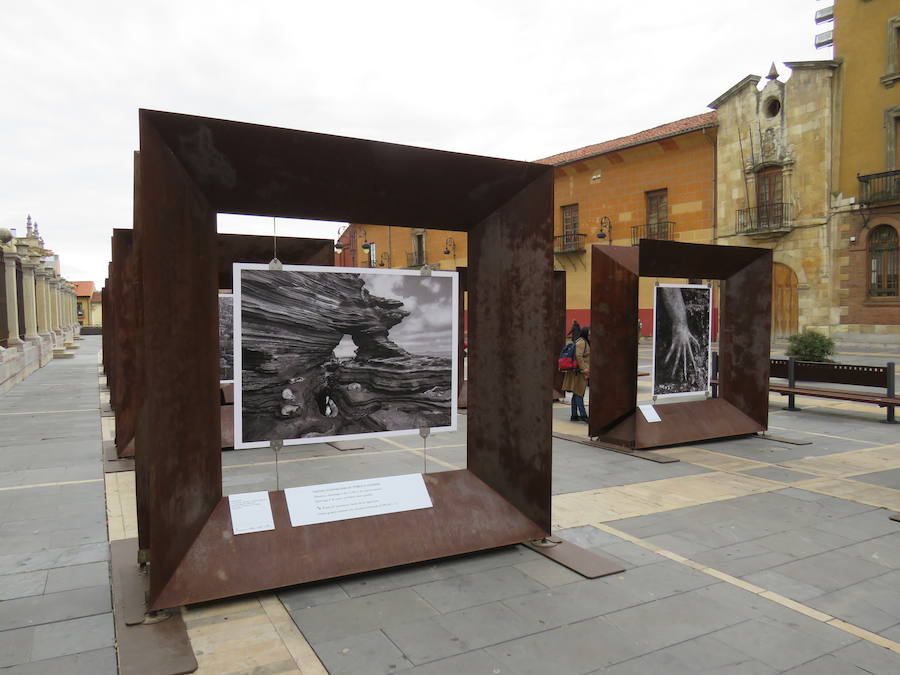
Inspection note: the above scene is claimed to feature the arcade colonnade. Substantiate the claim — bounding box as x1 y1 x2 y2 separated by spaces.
0 218 81 393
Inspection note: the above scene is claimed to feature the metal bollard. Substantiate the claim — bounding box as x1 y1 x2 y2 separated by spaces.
887 362 896 423
785 356 799 411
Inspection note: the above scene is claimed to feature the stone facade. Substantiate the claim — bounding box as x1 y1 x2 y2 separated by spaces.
831 0 900 337
710 62 841 338
0 217 81 394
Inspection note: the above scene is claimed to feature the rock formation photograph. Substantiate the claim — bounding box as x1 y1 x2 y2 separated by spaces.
219 293 234 382
652 284 711 397
234 266 456 447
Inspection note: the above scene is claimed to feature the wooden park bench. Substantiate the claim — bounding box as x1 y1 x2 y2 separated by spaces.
712 354 897 423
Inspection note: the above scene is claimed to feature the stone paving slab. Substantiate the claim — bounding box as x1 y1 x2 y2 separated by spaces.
0 338 114 673
853 467 900 489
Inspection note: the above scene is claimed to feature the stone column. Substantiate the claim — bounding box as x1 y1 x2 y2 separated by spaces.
2 252 22 347
20 259 39 340
69 287 78 329
48 277 61 337
34 268 50 336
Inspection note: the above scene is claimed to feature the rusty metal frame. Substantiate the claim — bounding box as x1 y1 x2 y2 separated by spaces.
589 239 772 449
136 110 555 609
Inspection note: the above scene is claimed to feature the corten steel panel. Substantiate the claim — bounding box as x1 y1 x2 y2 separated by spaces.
603 398 763 448
590 240 771 449
137 109 555 609
466 171 554 533
101 284 110 381
215 233 334 289
589 246 639 435
132 153 152 553
552 271 566 397
718 250 772 427
150 470 545 609
138 120 222 602
639 238 768 280
142 109 548 232
111 229 137 458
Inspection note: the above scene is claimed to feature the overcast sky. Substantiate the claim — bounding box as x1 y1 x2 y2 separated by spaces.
360 273 454 358
1 1 828 287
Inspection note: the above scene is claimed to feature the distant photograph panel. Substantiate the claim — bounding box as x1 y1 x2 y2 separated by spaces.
652 284 711 397
218 293 234 382
235 265 456 447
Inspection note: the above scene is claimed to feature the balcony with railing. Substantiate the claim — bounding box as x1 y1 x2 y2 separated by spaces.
630 221 675 246
859 169 900 204
406 251 427 268
735 203 792 236
553 232 586 254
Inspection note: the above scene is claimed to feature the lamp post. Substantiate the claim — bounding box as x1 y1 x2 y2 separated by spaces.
333 225 348 253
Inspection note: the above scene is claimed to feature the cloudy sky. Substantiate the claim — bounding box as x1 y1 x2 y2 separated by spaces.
359 273 454 357
1 1 828 287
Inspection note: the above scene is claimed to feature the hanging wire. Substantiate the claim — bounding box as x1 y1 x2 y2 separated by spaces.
272 216 278 261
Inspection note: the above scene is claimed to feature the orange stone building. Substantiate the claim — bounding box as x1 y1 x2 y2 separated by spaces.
538 112 718 335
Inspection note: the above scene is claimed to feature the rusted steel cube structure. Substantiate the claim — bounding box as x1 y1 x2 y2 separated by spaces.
589 240 773 449
136 110 555 610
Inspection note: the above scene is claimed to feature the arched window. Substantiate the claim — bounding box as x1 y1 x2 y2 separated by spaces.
868 225 899 298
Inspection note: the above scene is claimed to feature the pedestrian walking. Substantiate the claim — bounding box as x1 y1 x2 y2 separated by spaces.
562 326 590 421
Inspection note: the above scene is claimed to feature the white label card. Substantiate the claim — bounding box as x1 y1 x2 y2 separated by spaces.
638 404 662 423
284 474 433 527
228 491 276 535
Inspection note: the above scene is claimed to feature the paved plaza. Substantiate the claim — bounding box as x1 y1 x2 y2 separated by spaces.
2 336 900 673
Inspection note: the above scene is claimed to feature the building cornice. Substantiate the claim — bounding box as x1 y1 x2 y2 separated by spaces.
708 75 761 110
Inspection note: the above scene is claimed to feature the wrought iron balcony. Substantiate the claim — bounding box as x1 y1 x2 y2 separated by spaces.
553 233 586 254
630 221 675 246
859 169 900 204
406 251 427 267
735 203 792 235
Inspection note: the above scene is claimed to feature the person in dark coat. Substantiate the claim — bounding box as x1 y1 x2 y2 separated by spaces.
562 326 590 422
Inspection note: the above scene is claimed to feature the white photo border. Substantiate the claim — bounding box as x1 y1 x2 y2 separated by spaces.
651 282 713 402
233 262 459 449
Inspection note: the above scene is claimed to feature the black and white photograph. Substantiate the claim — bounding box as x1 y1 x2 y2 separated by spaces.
233 263 458 448
219 293 234 382
651 283 712 398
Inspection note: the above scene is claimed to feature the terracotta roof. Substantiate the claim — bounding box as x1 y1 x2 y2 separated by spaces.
536 111 717 166
91 291 102 303
73 281 96 298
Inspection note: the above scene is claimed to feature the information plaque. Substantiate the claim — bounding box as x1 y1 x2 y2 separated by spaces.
284 474 433 527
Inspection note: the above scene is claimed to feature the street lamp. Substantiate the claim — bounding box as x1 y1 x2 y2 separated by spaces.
596 216 613 244
443 237 456 263
334 225 348 253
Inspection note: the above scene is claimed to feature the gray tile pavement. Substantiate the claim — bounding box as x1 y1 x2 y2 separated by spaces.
274 386 900 674
0 338 114 673
5 334 900 674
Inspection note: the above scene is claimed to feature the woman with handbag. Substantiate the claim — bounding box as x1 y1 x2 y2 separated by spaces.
562 326 590 422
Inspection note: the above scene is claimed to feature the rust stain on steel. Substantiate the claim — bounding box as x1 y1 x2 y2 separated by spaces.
151 471 545 609
110 229 138 458
589 246 639 434
466 170 554 533
144 109 548 231
136 109 555 609
590 240 771 449
718 249 772 428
